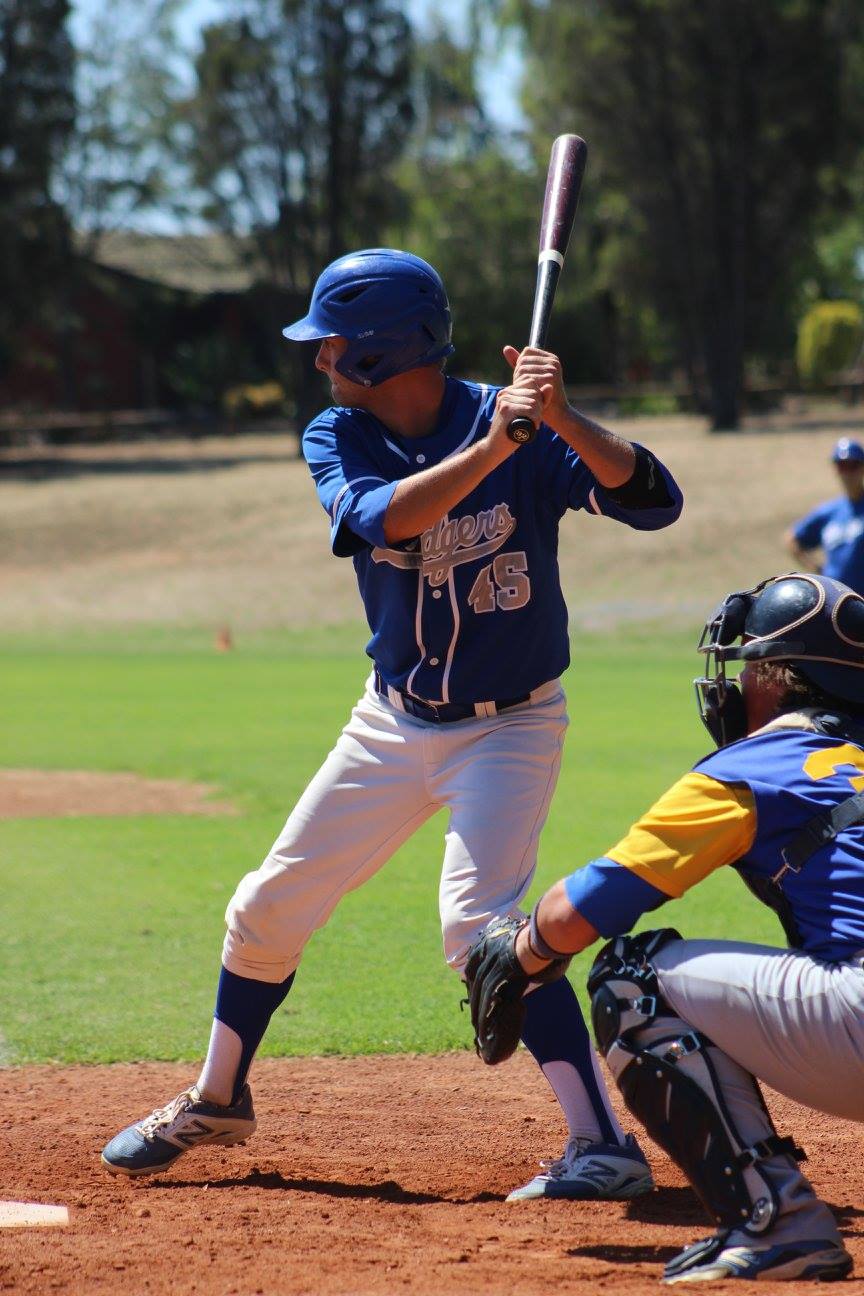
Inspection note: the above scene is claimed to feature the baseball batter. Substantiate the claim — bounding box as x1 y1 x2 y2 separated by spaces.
466 572 864 1281
101 248 683 1199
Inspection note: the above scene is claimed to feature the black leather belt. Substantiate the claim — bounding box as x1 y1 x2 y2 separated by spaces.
374 670 530 724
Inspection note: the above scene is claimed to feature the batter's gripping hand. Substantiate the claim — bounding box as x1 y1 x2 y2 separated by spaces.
464 917 571 1065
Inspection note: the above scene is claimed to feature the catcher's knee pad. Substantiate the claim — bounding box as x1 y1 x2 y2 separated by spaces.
587 928 804 1236
587 928 682 1055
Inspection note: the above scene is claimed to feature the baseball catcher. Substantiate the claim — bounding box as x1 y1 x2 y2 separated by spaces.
466 572 864 1282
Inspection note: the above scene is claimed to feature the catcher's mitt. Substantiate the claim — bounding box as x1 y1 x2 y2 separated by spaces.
464 916 571 1065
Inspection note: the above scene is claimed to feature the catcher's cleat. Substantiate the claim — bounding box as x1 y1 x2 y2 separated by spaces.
100 1084 257 1177
663 1230 853 1284
506 1132 653 1202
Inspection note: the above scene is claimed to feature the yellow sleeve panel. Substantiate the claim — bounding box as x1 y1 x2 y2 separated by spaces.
605 772 756 898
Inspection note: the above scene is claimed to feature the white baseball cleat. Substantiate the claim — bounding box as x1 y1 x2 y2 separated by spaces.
100 1084 257 1177
506 1132 654 1201
662 1230 853 1283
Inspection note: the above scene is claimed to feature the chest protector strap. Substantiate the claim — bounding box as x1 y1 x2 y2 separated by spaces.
738 712 864 941
775 786 864 882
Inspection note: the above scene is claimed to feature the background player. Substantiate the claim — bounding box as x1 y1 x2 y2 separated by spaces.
100 248 683 1200
786 436 864 593
466 572 863 1280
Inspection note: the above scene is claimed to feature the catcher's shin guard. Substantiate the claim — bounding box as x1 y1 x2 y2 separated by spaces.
587 931 805 1237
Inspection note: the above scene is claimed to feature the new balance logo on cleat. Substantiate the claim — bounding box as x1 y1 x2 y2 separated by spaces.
507 1133 654 1202
100 1085 257 1177
174 1119 223 1148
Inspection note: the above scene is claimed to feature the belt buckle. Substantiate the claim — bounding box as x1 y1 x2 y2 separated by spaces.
410 694 440 722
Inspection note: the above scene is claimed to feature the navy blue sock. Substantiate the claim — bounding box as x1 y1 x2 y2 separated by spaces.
521 976 619 1145
214 966 295 1104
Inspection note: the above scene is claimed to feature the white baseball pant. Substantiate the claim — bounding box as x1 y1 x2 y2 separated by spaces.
222 676 568 983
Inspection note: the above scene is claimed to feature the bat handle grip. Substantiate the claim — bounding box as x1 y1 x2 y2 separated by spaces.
506 416 538 445
505 259 557 445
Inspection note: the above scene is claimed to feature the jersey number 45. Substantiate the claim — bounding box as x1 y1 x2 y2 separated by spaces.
468 551 531 614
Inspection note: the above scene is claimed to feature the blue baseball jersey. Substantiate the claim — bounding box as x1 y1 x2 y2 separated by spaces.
794 496 864 594
565 723 864 962
302 376 683 703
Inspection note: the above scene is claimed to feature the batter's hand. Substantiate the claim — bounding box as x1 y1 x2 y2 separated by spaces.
488 379 545 456
503 345 569 426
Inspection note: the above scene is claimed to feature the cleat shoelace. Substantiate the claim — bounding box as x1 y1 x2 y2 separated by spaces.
136 1089 197 1141
538 1137 593 1179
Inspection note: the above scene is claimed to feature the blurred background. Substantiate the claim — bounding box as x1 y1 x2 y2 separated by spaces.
6 0 864 639
2 0 864 445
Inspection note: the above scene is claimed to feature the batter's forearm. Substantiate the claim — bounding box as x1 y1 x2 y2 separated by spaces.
383 437 513 543
544 405 636 488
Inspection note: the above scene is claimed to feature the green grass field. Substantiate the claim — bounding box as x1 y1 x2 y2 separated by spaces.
0 625 781 1065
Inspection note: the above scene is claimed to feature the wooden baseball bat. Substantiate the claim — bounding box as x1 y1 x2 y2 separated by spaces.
507 134 588 444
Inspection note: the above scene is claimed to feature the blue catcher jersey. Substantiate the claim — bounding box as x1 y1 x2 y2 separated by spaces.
694 727 864 960
565 721 864 963
794 496 864 595
302 376 683 703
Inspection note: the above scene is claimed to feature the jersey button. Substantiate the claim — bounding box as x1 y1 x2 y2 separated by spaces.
429 656 439 666
416 454 426 464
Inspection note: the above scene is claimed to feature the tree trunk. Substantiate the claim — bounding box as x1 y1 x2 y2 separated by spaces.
703 304 742 430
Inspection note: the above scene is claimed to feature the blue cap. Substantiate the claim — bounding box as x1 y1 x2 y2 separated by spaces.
831 437 864 464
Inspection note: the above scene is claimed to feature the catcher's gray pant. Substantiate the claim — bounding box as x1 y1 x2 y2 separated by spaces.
222 676 567 983
653 938 864 1122
651 938 864 1247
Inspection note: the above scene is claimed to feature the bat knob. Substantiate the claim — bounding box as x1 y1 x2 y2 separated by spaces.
507 416 538 445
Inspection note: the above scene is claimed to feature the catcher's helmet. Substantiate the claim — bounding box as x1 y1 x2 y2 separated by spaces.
695 573 864 747
282 248 454 387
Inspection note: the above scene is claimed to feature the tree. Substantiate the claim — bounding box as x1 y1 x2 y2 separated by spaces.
395 24 530 378
60 0 187 247
0 0 74 380
500 0 864 428
183 0 414 425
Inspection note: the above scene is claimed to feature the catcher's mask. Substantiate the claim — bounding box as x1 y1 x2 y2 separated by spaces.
282 248 454 387
695 573 864 748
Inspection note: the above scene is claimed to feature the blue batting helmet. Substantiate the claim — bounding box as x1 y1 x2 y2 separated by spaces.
282 249 454 387
832 437 864 464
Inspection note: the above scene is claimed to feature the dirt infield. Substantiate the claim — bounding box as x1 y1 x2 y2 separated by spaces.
0 769 236 819
2 1054 861 1295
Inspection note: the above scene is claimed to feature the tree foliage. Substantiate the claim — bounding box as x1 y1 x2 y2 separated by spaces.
0 0 74 376
185 0 414 292
396 24 612 383
499 0 864 428
797 300 864 385
60 0 187 246
396 25 531 379
180 0 415 423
